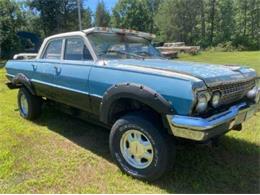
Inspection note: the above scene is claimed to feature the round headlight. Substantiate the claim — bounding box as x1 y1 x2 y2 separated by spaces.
196 94 208 113
247 86 258 99
211 92 221 108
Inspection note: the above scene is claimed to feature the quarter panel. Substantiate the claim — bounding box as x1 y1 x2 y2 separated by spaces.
5 60 35 79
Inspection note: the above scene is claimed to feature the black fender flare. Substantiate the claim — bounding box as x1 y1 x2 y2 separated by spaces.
100 83 173 124
11 73 36 95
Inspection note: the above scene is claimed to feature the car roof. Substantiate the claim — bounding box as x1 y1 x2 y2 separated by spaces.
45 27 156 40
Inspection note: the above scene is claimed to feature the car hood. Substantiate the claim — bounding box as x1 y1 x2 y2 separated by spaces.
104 59 257 86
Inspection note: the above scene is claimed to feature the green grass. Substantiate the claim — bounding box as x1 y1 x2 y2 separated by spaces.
0 51 259 193
179 51 260 74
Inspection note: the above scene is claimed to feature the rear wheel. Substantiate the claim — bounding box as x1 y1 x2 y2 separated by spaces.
18 87 42 120
109 113 175 181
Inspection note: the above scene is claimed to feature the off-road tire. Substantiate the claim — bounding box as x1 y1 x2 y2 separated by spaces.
109 113 175 181
17 87 42 120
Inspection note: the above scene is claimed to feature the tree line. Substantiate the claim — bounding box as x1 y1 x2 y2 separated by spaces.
0 0 259 58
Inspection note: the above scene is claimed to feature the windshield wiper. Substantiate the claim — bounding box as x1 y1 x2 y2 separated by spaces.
107 50 145 60
134 51 166 60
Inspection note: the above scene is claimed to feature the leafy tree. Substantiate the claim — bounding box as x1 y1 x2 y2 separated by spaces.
217 0 235 42
1 0 259 58
144 0 163 33
0 0 25 58
208 0 217 45
233 0 260 50
94 0 110 27
28 0 92 36
155 0 202 44
111 0 152 32
155 0 259 50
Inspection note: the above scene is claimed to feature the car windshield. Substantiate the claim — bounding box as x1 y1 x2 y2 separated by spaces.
88 32 162 60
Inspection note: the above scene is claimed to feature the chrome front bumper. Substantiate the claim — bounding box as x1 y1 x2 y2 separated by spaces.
167 100 260 141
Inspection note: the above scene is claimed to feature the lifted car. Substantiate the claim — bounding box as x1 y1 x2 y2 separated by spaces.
5 27 260 181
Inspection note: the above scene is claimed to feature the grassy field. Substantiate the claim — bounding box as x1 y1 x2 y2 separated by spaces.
179 51 260 74
0 51 259 193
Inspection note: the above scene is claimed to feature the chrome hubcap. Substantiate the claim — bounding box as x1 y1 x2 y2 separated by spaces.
20 94 29 116
120 130 154 169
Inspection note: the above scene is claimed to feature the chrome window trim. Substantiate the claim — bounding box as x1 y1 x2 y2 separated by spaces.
40 38 64 60
61 38 66 60
84 35 98 62
37 32 98 62
62 35 96 62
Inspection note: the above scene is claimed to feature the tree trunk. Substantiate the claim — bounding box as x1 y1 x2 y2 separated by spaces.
210 0 216 45
201 0 206 40
243 0 248 36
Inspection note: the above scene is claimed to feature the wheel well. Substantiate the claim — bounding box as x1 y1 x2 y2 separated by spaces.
19 83 35 95
108 98 168 131
11 73 36 95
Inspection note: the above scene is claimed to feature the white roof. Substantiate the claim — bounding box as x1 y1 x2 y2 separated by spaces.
45 27 156 40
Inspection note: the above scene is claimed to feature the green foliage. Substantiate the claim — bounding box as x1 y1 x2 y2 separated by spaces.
0 0 93 58
207 42 247 52
0 0 259 58
111 0 162 33
0 0 25 58
94 0 110 27
111 0 152 32
155 0 202 43
28 0 92 36
155 0 260 50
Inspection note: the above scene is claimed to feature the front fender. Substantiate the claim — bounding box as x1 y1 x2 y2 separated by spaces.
100 83 173 124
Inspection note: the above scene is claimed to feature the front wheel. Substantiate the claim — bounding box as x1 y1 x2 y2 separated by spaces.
18 87 42 120
109 113 175 181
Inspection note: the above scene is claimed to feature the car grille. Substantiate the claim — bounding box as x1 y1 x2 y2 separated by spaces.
210 79 255 105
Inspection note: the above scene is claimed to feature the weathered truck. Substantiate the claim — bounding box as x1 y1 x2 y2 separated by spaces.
5 27 260 181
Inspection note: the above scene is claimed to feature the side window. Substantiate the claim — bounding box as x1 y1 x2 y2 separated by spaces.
64 38 92 61
43 39 62 59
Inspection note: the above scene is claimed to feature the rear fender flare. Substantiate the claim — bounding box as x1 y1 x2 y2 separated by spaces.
11 73 36 95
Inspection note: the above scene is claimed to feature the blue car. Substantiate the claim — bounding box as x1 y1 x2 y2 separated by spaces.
5 27 260 181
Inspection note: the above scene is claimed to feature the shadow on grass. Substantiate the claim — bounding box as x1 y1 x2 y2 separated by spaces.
35 106 260 194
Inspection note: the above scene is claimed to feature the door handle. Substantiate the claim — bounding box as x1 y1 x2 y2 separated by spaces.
32 64 37 71
54 66 62 75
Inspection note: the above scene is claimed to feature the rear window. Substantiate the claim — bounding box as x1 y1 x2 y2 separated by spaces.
43 39 62 59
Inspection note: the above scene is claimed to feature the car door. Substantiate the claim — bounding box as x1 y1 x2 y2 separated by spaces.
53 36 93 112
31 39 63 99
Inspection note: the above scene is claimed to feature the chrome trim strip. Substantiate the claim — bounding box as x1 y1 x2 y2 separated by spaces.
116 64 202 82
31 79 91 95
6 73 103 98
91 93 103 98
6 73 15 78
31 79 103 98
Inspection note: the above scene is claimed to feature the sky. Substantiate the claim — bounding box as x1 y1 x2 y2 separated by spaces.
83 0 118 13
16 0 118 13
